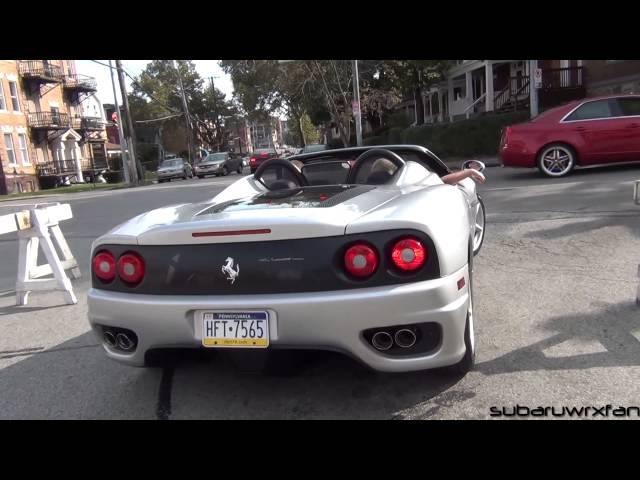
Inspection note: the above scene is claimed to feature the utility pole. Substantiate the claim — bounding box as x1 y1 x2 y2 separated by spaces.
116 60 140 184
174 60 193 163
109 60 130 185
352 59 363 146
210 76 219 152
529 59 539 118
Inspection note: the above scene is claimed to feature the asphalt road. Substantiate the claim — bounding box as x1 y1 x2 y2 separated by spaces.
1 163 640 419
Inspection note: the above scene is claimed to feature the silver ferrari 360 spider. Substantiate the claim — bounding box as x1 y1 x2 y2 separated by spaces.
88 145 486 375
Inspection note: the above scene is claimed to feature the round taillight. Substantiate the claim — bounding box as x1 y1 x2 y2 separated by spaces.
93 250 116 282
391 238 427 272
117 252 145 285
344 243 378 278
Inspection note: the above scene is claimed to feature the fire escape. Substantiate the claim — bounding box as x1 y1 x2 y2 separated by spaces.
63 73 108 174
19 61 105 179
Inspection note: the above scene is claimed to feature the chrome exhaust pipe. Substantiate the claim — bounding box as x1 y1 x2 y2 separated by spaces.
103 330 117 348
116 332 135 351
371 331 393 351
394 329 417 348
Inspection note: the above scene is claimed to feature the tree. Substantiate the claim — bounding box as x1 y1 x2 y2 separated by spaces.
221 60 323 147
381 60 451 125
128 60 240 155
285 113 319 146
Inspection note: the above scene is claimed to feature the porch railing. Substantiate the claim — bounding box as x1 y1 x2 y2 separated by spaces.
71 116 104 130
63 74 98 91
27 111 70 129
541 66 584 89
494 76 531 111
18 61 64 82
37 160 77 176
464 92 487 119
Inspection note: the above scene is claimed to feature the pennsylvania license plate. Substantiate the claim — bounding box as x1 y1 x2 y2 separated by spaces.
202 311 269 348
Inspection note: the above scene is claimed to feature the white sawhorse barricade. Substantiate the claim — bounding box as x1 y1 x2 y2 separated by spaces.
0 203 80 305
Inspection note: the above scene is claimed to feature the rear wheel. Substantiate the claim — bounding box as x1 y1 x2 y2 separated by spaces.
537 143 576 177
440 251 476 376
472 197 486 256
197 175 205 179
222 166 229 176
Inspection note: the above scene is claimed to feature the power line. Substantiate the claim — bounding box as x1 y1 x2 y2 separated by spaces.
90 60 180 115
135 113 183 123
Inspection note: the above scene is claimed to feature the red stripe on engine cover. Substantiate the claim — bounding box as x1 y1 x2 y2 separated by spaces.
192 228 272 238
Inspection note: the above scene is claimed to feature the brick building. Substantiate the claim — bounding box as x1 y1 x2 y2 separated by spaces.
0 60 107 194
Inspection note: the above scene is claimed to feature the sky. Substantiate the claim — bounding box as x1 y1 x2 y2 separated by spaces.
74 60 235 106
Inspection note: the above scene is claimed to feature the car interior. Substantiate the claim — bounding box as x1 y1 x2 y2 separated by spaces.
254 148 449 191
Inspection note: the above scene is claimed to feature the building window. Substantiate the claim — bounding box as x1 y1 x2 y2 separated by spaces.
0 81 6 110
18 133 30 165
4 133 16 165
8 81 20 111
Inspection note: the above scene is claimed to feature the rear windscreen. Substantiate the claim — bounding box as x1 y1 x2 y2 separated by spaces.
302 161 351 185
198 185 373 214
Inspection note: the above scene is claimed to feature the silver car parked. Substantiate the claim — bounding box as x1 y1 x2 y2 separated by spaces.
195 152 244 178
157 158 193 183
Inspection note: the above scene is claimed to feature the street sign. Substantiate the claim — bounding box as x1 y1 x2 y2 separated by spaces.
352 100 360 116
534 68 542 89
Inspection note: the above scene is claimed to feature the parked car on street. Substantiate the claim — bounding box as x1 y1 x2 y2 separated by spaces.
249 148 279 173
156 158 193 183
500 94 640 177
88 145 485 375
195 152 244 178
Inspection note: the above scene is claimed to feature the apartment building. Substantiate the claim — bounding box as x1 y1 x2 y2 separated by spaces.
0 60 107 194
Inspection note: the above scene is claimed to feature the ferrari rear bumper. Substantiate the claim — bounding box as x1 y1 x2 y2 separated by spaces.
87 264 470 372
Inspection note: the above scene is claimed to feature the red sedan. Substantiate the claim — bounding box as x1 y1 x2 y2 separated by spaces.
500 94 640 177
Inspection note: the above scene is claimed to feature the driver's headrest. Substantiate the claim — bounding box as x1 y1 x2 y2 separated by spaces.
371 157 396 174
365 157 397 184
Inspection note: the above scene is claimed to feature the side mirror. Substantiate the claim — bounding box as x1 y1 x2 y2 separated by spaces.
462 160 486 172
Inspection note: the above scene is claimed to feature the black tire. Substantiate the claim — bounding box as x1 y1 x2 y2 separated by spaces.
158 179 165 183
222 166 229 176
197 175 205 179
237 165 243 174
536 143 576 178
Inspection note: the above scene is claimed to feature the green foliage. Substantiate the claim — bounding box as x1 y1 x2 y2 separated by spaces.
387 127 405 144
390 112 530 156
128 61 240 153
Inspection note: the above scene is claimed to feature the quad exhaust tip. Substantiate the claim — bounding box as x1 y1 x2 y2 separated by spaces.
371 331 393 351
394 329 417 348
103 330 117 348
116 333 135 351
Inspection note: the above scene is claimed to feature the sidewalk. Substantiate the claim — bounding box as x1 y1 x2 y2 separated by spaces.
0 181 150 203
